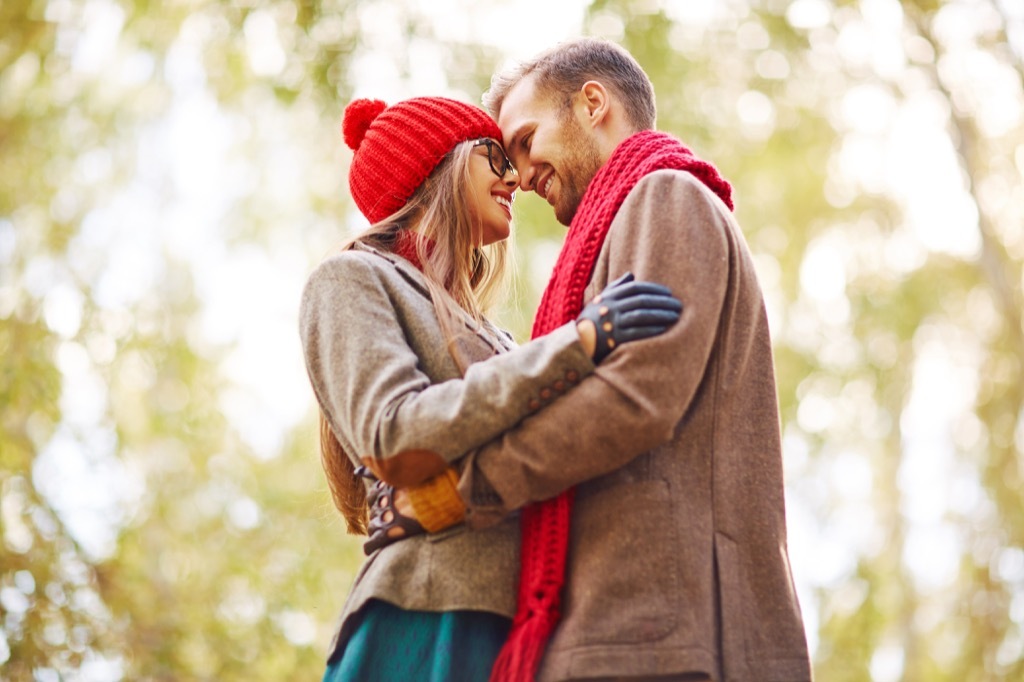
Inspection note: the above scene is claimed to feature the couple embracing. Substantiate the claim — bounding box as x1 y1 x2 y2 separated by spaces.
300 37 812 682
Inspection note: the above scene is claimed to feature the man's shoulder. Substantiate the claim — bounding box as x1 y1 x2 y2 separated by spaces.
615 168 734 230
601 168 738 270
629 168 727 208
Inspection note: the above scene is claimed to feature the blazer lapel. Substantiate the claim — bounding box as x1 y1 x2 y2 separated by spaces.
355 242 512 357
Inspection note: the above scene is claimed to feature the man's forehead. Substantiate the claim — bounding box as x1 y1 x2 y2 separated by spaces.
497 76 545 147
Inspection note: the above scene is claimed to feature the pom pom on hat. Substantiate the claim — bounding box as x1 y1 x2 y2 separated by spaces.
342 96 503 224
342 99 387 151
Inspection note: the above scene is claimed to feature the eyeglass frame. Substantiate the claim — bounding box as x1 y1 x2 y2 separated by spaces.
472 138 517 179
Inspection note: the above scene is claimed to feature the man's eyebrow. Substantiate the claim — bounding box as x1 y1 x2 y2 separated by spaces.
505 124 528 152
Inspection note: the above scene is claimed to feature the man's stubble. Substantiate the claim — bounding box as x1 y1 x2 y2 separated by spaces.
554 112 605 227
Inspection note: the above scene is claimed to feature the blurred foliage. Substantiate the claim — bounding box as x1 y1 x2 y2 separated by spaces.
2 0 1022 680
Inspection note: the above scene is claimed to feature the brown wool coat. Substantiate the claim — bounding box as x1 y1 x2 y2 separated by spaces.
458 170 813 681
299 242 595 660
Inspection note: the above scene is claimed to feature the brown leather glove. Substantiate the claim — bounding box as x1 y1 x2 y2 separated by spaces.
359 466 466 554
357 466 425 555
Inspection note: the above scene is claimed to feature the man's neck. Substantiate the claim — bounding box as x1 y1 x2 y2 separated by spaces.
596 123 642 165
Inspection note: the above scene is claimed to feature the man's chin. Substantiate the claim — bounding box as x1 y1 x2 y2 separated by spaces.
554 199 579 226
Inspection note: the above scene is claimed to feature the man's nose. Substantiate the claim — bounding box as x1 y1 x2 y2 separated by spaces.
519 165 537 193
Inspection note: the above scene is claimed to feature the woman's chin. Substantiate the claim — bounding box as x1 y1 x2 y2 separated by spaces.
481 225 511 247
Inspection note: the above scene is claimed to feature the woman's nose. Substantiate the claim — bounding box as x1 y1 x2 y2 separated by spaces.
503 173 520 190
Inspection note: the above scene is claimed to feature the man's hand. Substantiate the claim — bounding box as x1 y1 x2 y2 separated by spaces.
576 272 683 363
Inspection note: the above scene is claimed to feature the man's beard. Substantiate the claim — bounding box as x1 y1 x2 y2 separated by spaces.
554 115 604 226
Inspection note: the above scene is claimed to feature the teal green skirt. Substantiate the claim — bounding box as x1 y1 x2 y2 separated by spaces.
323 599 511 682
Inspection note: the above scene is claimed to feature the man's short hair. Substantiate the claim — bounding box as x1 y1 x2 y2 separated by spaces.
483 37 656 131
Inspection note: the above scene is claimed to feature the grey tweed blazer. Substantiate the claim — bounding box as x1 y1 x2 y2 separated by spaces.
299 241 594 660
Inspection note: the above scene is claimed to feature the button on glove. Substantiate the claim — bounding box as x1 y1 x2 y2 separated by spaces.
576 272 683 364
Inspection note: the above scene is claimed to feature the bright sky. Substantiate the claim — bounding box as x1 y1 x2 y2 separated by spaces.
18 0 1024 677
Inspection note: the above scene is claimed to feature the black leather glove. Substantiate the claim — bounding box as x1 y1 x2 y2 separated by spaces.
577 272 683 364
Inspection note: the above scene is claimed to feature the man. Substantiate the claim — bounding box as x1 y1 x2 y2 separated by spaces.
371 38 811 681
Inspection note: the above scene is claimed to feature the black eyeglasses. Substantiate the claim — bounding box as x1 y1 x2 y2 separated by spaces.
472 138 517 178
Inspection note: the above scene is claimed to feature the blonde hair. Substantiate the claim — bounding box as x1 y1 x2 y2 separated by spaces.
319 141 512 534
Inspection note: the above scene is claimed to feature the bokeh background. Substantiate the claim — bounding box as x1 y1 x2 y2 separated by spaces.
2 0 1023 679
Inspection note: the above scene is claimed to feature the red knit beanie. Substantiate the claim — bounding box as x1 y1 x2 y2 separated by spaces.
342 97 503 224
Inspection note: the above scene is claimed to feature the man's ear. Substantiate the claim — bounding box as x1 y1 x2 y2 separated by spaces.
577 80 610 128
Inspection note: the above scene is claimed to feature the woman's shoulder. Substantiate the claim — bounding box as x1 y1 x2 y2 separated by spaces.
302 242 433 313
305 244 399 288
314 243 385 273
300 248 392 312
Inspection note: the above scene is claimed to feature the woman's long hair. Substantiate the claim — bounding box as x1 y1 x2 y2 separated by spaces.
319 142 512 534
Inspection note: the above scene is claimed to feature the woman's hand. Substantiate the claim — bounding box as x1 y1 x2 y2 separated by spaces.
576 272 683 363
360 465 465 554
357 467 426 554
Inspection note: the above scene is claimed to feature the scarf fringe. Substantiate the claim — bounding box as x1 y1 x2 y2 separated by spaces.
488 607 560 682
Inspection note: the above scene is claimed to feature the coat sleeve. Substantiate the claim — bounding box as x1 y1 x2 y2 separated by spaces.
458 170 733 524
299 252 595 487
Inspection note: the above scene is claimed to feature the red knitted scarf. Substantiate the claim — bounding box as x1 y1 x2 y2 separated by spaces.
391 229 430 271
490 130 733 681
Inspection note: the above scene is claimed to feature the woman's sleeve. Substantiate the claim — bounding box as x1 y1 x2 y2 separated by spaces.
299 253 595 487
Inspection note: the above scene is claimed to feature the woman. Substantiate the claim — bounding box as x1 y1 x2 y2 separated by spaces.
299 96 681 681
